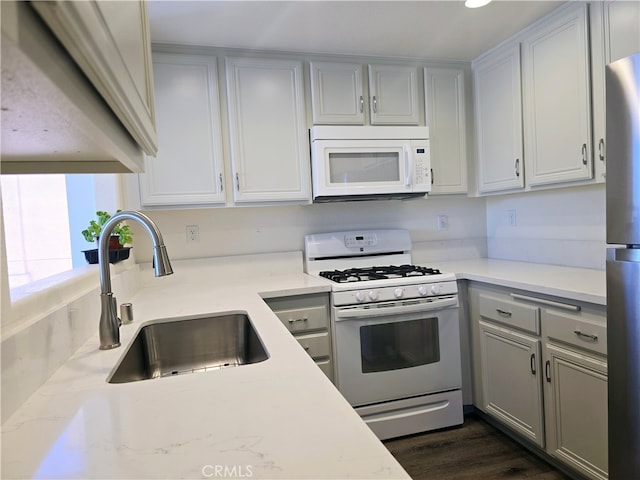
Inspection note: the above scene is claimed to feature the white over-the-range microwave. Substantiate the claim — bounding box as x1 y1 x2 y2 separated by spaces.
309 125 431 202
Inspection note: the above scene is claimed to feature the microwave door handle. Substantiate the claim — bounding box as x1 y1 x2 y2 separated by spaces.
404 148 411 186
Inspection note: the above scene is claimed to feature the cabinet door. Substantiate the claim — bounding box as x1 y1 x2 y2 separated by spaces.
31 0 157 156
543 343 608 480
225 57 310 203
591 1 640 184
424 68 468 194
310 62 364 124
479 320 545 447
368 64 420 125
139 53 225 206
473 44 525 193
605 0 640 63
523 4 593 187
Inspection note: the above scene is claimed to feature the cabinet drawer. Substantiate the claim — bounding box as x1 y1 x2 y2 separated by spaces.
273 305 328 333
479 294 540 334
294 331 331 358
544 310 607 356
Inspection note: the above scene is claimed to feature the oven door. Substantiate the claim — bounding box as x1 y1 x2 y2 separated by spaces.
333 297 461 407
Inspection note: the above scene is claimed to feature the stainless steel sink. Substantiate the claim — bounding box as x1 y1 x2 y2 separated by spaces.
108 312 269 384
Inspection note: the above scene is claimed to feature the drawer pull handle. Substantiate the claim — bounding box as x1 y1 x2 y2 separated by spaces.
510 293 580 311
496 309 512 317
545 360 551 383
288 317 308 324
530 353 537 375
574 330 598 342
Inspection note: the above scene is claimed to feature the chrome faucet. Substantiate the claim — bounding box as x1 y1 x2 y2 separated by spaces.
98 210 173 350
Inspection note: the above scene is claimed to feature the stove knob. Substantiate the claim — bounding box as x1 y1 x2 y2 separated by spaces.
355 291 366 302
394 288 404 299
368 290 379 301
430 284 441 295
417 285 428 296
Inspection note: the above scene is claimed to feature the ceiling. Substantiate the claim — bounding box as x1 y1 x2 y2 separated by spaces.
147 0 564 62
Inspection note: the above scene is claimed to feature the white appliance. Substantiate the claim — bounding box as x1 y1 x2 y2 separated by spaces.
304 229 463 440
310 126 431 202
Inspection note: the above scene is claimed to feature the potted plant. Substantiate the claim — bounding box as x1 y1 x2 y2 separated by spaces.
81 210 133 264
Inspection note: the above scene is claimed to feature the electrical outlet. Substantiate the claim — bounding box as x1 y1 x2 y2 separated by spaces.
437 215 449 231
507 209 517 227
186 225 199 243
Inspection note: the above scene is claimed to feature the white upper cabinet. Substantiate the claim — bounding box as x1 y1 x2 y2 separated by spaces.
309 62 420 125
225 57 310 203
591 0 640 184
522 4 593 187
138 53 225 206
424 67 468 194
473 44 525 194
368 64 420 125
604 0 640 62
31 0 157 157
310 62 364 124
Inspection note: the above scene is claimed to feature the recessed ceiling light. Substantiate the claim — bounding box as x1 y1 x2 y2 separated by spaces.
465 0 492 8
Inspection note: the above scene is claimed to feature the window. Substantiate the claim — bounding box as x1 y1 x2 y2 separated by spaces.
0 174 119 296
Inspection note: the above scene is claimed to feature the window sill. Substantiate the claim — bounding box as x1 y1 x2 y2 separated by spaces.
3 261 137 339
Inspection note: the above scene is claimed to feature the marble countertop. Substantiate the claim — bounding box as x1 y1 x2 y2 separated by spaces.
434 258 606 306
1 262 408 480
1 255 606 480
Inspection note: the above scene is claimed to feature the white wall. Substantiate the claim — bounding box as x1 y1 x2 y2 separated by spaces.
128 196 488 266
486 184 606 269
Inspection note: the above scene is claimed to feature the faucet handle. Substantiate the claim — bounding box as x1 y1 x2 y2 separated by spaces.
111 296 121 326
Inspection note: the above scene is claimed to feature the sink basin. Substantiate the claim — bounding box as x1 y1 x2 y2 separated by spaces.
108 312 269 384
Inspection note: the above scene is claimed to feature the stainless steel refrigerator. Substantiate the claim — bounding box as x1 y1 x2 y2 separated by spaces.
606 51 640 480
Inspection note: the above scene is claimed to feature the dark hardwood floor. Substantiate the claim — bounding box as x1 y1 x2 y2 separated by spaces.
384 414 571 480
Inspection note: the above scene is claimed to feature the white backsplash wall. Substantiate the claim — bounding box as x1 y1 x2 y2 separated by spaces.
486 184 606 269
128 196 488 266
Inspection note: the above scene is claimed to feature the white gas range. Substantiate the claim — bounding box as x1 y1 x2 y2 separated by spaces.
304 229 463 440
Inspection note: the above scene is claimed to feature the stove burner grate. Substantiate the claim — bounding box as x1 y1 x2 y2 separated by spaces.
319 264 441 283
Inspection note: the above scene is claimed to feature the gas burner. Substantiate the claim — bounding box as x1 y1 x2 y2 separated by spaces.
319 264 441 283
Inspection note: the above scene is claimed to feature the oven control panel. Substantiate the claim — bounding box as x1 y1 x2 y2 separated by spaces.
344 233 378 248
332 281 458 307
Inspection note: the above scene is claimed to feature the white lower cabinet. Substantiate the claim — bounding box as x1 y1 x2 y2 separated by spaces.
543 344 608 480
264 293 334 383
479 321 545 447
542 308 608 480
469 283 608 479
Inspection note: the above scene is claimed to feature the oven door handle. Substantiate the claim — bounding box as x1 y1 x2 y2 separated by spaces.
335 297 458 320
